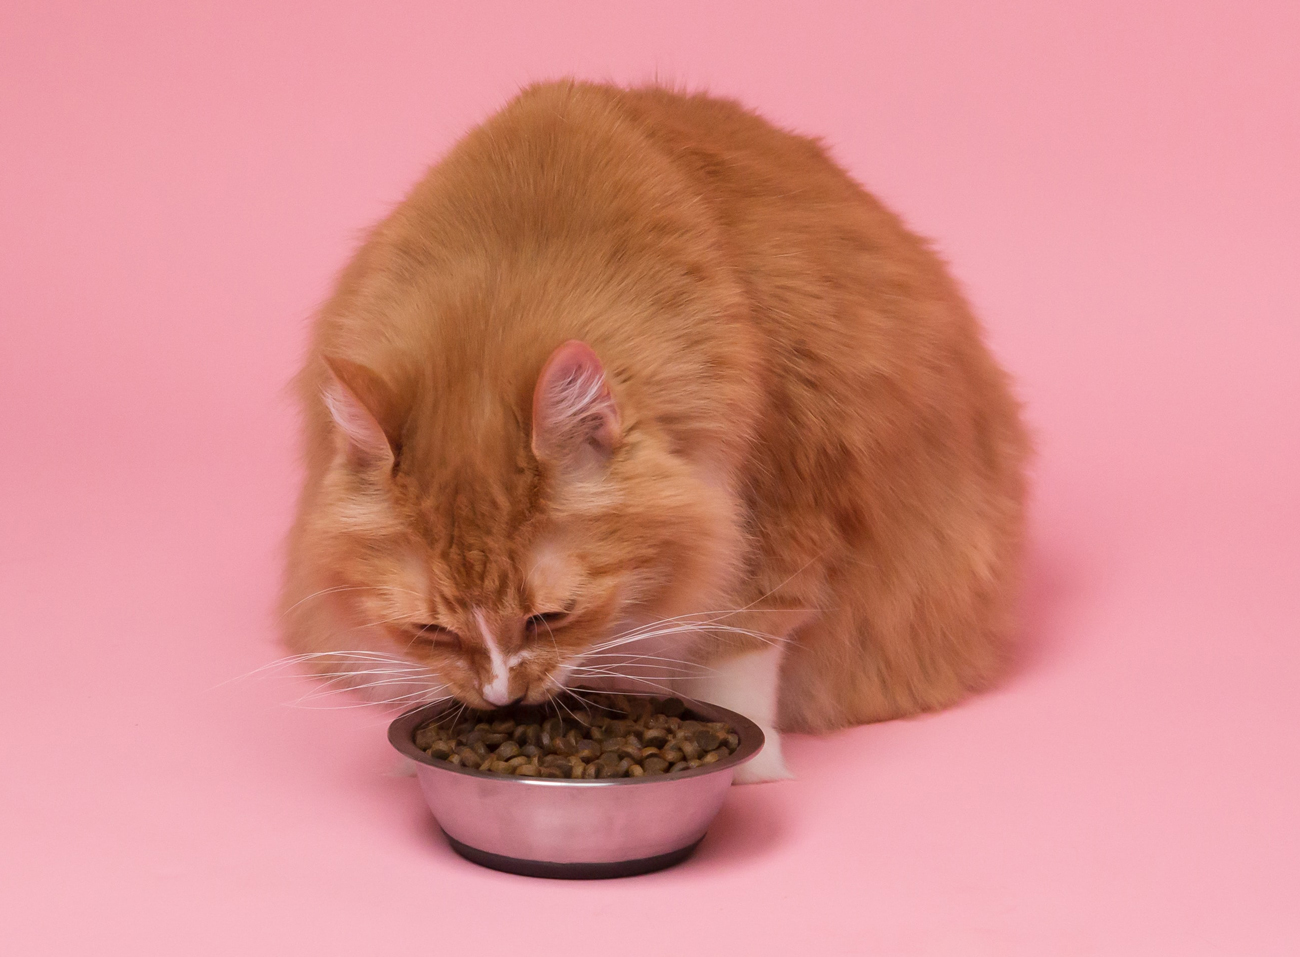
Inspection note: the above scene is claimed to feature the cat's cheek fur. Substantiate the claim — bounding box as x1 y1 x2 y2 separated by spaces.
681 645 791 784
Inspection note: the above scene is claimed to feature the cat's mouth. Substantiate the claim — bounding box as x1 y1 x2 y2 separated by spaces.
461 659 652 711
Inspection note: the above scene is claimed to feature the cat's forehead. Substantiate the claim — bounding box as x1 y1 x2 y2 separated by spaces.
406 533 579 617
404 407 534 524
525 538 581 608
399 473 523 601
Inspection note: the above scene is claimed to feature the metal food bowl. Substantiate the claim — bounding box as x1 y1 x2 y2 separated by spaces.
388 696 764 879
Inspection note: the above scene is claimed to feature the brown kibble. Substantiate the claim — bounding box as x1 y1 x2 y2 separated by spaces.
421 693 739 780
598 750 621 771
693 730 723 751
414 722 443 750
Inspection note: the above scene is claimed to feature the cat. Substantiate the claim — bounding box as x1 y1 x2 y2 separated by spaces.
280 80 1030 783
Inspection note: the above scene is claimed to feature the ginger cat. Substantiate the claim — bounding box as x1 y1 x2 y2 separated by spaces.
281 81 1029 782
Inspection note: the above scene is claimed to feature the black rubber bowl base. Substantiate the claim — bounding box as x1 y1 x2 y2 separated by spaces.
443 831 702 879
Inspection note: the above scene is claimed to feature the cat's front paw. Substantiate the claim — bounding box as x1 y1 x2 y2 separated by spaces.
733 726 793 784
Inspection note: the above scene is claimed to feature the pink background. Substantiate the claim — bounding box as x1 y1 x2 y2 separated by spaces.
3 1 1297 953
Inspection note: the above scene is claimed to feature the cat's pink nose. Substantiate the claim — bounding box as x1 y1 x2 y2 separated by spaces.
481 669 514 706
482 688 523 707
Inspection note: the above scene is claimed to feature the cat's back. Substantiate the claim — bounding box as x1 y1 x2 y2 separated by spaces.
597 83 1026 480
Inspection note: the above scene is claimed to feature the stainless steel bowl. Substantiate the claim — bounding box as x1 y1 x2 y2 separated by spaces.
388 697 764 879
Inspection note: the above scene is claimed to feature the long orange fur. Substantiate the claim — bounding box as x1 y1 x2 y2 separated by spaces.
281 80 1030 741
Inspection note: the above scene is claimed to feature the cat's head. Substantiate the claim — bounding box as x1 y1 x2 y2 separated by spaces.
299 339 745 709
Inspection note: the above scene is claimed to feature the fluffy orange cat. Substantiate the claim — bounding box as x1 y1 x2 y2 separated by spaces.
281 80 1029 782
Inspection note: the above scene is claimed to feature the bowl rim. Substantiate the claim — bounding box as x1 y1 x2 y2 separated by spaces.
388 693 765 787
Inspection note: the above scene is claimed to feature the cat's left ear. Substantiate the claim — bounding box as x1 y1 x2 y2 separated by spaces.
532 340 621 469
322 356 405 468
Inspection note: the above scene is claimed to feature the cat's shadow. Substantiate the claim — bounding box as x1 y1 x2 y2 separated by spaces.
686 785 788 870
1008 534 1084 680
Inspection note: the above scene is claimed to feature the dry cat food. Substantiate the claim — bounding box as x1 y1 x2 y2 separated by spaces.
413 692 740 778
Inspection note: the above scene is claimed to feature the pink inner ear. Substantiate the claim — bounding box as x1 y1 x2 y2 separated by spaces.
531 340 621 463
323 357 400 464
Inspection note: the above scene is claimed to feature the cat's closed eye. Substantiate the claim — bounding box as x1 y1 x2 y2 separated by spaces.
525 611 571 633
403 623 461 648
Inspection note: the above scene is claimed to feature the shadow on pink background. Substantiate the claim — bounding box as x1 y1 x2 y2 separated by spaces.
2 2 1296 954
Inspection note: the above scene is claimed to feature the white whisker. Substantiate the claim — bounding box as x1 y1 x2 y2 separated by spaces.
212 649 428 690
566 668 681 697
297 675 441 700
577 652 714 671
279 583 429 619
586 621 789 658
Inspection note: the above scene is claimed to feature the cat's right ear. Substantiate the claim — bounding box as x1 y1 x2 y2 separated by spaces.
532 340 622 472
321 357 404 469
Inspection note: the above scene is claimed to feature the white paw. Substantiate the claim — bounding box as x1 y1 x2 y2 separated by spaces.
677 644 793 785
733 726 793 784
